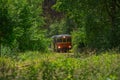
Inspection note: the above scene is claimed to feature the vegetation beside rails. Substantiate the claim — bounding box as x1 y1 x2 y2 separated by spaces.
0 51 120 80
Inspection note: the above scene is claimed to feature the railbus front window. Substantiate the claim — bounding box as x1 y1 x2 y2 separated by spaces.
63 38 67 42
57 38 62 42
67 38 71 42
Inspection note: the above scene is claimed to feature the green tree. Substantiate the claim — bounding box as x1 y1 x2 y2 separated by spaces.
0 0 48 55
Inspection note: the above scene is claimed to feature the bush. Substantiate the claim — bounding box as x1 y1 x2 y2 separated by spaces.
41 53 120 80
0 57 16 80
72 28 86 53
1 42 19 57
0 52 120 80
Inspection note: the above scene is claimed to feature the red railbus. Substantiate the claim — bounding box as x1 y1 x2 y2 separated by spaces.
51 34 72 52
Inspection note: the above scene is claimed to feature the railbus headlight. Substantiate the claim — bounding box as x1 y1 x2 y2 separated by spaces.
58 46 61 49
69 45 71 48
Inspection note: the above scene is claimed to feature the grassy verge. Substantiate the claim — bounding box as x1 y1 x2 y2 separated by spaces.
0 51 120 80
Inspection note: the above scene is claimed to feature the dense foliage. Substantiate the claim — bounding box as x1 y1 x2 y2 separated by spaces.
0 0 49 55
0 52 120 80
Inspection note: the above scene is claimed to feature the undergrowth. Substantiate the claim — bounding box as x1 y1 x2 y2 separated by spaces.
0 51 120 80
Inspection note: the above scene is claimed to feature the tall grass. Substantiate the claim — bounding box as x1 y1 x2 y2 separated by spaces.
0 51 120 80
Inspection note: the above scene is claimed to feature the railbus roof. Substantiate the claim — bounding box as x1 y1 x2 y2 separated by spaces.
52 34 71 39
